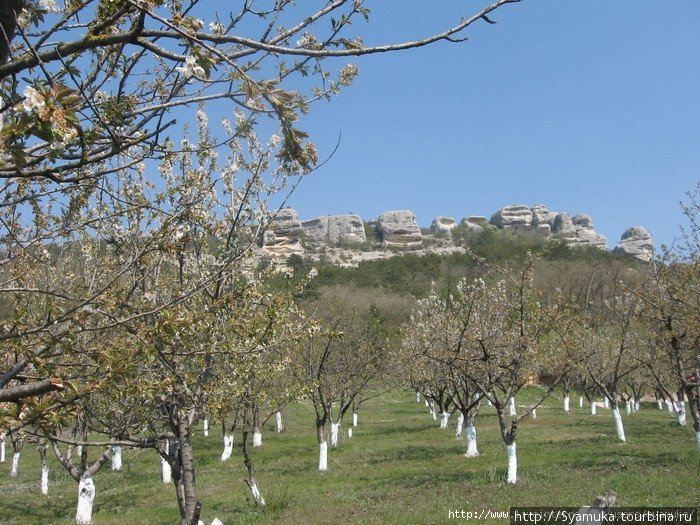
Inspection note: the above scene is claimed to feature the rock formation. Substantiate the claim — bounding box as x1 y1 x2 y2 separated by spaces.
261 208 304 255
302 214 366 244
460 216 486 233
530 205 557 235
377 210 422 246
430 216 457 236
613 227 653 262
490 205 532 232
552 212 607 249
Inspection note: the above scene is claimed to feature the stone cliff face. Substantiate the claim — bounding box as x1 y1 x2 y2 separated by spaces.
302 214 366 244
613 226 653 262
259 205 652 262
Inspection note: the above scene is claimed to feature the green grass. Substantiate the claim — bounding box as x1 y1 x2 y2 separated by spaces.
1 388 698 524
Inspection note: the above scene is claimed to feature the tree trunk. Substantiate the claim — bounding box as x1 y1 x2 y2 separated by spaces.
0 434 5 462
347 427 353 438
675 401 687 426
242 430 265 505
465 413 479 458
563 395 570 413
352 411 358 427
611 401 626 442
579 396 584 408
10 452 19 477
275 411 284 433
220 434 234 462
316 420 328 472
455 413 464 438
39 445 49 495
508 397 516 416
76 476 95 525
177 421 201 525
531 408 537 419
591 402 597 415
330 422 340 448
111 446 122 471
506 442 517 484
416 391 421 403
161 441 173 484
203 419 209 438
439 411 450 429
252 405 262 447
604 397 610 409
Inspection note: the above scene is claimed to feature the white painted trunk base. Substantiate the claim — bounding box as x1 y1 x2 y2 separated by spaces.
591 403 597 415
250 482 266 506
212 519 224 525
613 407 626 442
220 434 234 461
76 477 95 525
111 446 122 471
455 413 464 438
563 395 570 413
330 423 340 447
424 400 430 407
430 405 437 420
487 400 493 407
579 396 584 408
416 391 421 403
41 465 49 495
657 399 664 410
203 419 209 437
634 400 640 412
439 412 449 429
353 412 358 428
531 408 537 419
604 397 610 409
11 452 19 477
253 431 262 447
506 443 517 484
347 428 353 438
0 438 5 463
696 431 700 452
625 399 632 415
276 412 284 433
318 441 328 471
675 402 687 426
161 443 172 484
509 398 516 416
465 425 479 457
666 399 675 413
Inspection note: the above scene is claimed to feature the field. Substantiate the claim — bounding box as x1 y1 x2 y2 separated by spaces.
0 388 698 525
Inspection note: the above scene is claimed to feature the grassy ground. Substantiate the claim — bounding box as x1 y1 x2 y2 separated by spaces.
0 388 698 524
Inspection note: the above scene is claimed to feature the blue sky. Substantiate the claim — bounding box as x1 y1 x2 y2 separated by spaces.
286 1 700 251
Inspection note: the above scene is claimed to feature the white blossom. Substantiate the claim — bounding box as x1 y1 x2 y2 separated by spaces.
22 86 45 113
176 56 205 79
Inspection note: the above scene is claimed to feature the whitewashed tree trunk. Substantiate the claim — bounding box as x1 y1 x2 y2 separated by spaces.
275 411 284 433
430 404 437 420
252 430 262 447
563 395 570 413
509 397 516 416
531 408 537 419
591 402 597 415
416 391 421 403
318 441 328 471
111 446 122 471
506 443 517 484
612 406 626 442
455 413 464 438
696 431 700 451
439 412 449 429
579 396 584 408
10 452 20 477
76 476 95 525
657 399 664 410
487 399 493 407
212 519 224 525
634 399 640 412
347 427 353 438
203 419 209 437
604 397 610 409
161 442 172 484
675 402 687 426
424 399 429 407
330 423 340 447
625 399 632 415
41 465 49 495
0 435 5 463
666 399 675 413
352 412 358 428
465 424 479 457
220 434 234 461
249 481 266 506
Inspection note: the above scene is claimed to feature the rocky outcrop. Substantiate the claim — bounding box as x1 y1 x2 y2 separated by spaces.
531 205 556 235
614 227 653 262
430 216 457 236
552 212 607 249
302 214 366 245
261 208 304 254
461 216 486 233
377 210 422 246
490 205 532 232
